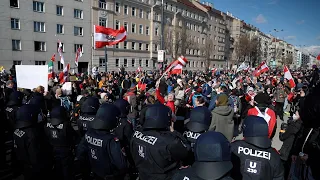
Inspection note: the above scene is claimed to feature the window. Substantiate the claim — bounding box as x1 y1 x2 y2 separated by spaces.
132 59 135 67
115 20 120 29
146 26 150 35
154 44 158 51
124 59 128 67
124 41 127 49
202 38 205 45
12 40 21 50
56 5 63 16
74 26 83 36
132 7 136 16
146 44 149 51
35 61 46 65
57 61 63 70
139 25 143 34
98 58 106 67
115 2 120 13
115 43 119 48
139 9 143 18
124 5 128 15
34 41 46 51
34 21 45 32
99 17 106 27
11 18 20 29
33 1 44 12
131 23 136 33
131 42 136 50
56 24 64 34
13 61 22 65
146 60 149 67
155 27 159 36
139 43 142 50
124 22 128 31
139 59 142 67
74 9 83 19
116 59 119 67
57 43 64 52
147 11 150 19
10 0 19 8
74 44 83 53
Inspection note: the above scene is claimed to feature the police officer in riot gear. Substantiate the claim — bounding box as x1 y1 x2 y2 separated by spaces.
13 104 53 180
173 131 234 180
77 97 100 137
44 106 78 180
130 104 189 180
183 106 212 165
77 103 128 180
113 99 136 179
230 116 284 180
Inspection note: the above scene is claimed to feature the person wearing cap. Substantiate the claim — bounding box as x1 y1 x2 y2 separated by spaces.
173 131 234 180
130 104 189 180
209 94 234 142
182 106 212 165
13 104 53 180
77 97 100 137
44 106 78 180
230 116 284 180
247 92 277 139
76 103 127 180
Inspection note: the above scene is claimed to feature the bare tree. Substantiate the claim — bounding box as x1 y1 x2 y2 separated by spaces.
249 36 262 67
202 37 214 69
163 24 194 60
234 35 251 64
283 53 294 65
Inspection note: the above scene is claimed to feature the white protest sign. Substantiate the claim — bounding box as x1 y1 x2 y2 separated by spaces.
16 65 48 91
158 50 165 62
61 82 72 95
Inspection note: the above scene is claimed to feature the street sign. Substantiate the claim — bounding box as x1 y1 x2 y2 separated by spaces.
158 50 165 62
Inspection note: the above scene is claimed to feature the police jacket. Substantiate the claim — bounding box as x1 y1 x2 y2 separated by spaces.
5 105 19 128
77 114 95 137
130 129 189 180
230 140 284 180
172 167 234 180
13 126 52 173
77 129 127 179
182 129 204 166
44 121 78 148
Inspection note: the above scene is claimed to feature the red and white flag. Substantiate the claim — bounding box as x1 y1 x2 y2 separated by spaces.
57 40 65 65
136 66 142 73
317 54 320 61
75 47 83 67
59 63 70 84
253 61 269 77
94 26 127 48
169 64 183 75
165 56 188 72
211 68 217 74
284 66 295 88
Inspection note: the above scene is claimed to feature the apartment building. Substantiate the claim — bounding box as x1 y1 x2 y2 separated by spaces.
0 0 91 72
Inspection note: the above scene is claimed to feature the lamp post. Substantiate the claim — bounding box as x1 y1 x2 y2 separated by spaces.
270 29 283 68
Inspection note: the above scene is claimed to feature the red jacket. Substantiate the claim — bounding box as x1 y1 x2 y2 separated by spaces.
247 106 277 139
156 88 175 113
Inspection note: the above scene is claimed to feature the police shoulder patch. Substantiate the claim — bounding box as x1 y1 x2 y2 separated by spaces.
6 107 13 112
114 137 119 142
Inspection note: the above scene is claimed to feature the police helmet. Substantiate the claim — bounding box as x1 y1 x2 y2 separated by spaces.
50 106 68 126
186 106 212 132
7 91 23 106
143 104 172 129
193 131 233 180
15 104 39 129
81 97 100 114
242 116 271 148
113 99 130 117
91 103 121 130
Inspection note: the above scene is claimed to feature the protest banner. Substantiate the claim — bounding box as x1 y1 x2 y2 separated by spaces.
16 65 48 91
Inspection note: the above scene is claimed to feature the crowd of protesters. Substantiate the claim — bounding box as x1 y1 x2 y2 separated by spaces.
0 64 320 180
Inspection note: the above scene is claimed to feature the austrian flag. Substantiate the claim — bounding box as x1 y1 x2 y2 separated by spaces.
94 26 127 48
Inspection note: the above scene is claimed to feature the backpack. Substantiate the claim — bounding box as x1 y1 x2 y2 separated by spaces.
60 96 71 111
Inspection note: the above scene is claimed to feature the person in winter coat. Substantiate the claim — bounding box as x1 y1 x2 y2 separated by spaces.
274 83 286 121
209 94 234 141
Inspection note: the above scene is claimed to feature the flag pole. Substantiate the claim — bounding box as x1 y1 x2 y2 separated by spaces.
104 46 108 72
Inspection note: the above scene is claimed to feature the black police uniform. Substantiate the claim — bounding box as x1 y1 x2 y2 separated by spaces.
230 116 284 180
13 104 53 180
182 106 212 165
130 104 189 180
173 131 234 180
77 103 127 180
77 97 100 137
44 106 78 180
